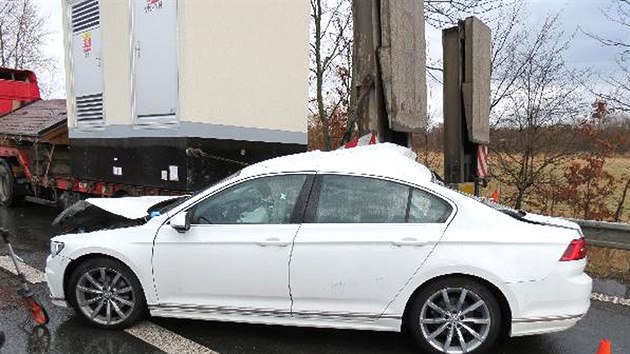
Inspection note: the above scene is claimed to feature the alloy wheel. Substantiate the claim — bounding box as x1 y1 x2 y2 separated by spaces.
419 287 491 354
75 267 136 326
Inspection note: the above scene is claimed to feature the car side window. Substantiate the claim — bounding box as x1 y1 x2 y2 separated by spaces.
312 175 452 224
190 174 307 225
407 188 452 223
314 175 409 223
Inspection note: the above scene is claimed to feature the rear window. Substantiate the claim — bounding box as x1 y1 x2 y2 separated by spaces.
311 175 452 224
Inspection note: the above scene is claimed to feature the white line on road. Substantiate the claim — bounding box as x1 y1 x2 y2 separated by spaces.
0 255 46 283
591 292 630 307
126 321 220 354
0 255 221 354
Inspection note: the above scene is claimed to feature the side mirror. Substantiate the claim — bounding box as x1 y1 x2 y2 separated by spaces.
170 212 190 233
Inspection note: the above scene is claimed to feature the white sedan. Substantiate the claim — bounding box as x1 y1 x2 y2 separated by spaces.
46 144 591 354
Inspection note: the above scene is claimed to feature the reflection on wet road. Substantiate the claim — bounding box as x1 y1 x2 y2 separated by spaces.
0 204 629 354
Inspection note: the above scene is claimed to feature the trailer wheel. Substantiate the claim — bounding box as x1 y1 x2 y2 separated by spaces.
0 160 19 207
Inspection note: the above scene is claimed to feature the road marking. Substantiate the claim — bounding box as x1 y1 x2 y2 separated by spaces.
0 255 46 283
591 292 630 307
126 321 220 354
0 255 220 354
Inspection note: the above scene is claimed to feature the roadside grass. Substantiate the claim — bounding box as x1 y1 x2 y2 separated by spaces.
418 151 630 223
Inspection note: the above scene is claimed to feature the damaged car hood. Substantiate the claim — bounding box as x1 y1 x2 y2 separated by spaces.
86 196 180 219
52 196 182 235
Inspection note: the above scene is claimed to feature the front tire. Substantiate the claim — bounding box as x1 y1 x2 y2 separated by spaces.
408 277 502 354
68 258 146 329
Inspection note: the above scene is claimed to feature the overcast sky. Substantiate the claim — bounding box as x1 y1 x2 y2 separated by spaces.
38 0 64 98
517 0 623 72
37 0 626 101
425 0 626 121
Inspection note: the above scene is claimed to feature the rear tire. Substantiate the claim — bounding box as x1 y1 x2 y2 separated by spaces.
407 276 502 354
0 160 18 207
68 257 146 329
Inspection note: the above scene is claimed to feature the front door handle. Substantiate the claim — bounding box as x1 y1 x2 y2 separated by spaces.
257 237 290 247
392 237 427 247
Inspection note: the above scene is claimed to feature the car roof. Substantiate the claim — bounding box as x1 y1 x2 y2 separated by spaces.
239 143 433 185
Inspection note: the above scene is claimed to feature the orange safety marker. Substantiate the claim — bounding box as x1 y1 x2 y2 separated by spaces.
490 189 500 202
24 297 49 326
596 339 612 354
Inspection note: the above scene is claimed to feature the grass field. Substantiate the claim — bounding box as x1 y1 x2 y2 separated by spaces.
417 151 630 223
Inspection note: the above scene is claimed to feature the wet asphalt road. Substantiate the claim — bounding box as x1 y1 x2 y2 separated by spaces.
0 204 629 354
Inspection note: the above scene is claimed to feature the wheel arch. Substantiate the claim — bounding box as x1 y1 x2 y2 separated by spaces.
401 273 512 337
0 156 26 180
63 253 148 307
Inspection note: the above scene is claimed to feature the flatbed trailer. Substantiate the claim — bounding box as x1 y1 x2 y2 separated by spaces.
0 99 187 209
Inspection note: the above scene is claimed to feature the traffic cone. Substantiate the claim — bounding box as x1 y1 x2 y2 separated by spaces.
596 339 612 354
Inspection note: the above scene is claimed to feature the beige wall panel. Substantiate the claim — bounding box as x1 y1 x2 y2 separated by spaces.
101 0 133 126
178 0 309 134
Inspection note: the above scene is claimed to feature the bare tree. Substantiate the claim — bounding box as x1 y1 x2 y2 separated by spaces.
490 15 586 209
489 0 527 113
424 0 506 27
310 0 352 151
583 0 630 112
614 172 630 221
0 0 54 96
0 1 51 69
487 1 576 117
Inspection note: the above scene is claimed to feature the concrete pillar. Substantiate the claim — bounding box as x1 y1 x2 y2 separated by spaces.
442 17 491 185
351 0 427 145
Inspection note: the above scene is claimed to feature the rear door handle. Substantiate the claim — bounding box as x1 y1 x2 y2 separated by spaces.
392 237 427 247
257 237 290 247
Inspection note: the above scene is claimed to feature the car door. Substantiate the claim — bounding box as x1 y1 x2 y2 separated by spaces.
290 174 454 320
153 173 313 314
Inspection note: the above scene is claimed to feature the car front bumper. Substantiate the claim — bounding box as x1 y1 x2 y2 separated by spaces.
45 254 72 307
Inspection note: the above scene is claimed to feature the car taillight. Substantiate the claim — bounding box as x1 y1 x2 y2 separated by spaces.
560 237 587 261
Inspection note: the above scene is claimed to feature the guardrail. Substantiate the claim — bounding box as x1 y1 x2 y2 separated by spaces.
571 219 630 251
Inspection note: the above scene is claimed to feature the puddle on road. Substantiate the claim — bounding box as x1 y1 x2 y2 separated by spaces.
0 204 59 254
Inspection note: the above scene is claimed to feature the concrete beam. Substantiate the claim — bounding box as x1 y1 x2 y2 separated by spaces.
462 17 491 144
442 26 465 183
378 0 427 133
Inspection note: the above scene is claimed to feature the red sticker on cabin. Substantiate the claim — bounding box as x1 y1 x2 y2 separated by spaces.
145 0 163 13
82 32 92 57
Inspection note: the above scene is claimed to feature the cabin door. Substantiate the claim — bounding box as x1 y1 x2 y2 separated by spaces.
69 0 105 126
131 0 179 123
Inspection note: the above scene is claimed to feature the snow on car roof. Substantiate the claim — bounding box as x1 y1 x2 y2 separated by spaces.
241 143 433 184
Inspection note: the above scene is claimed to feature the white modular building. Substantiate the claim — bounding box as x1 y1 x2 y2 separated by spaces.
62 0 309 190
